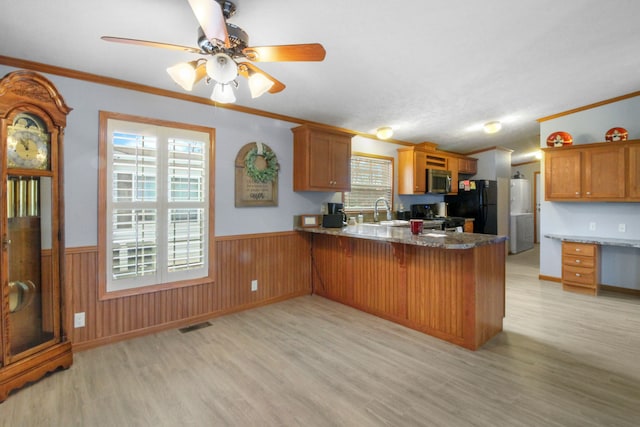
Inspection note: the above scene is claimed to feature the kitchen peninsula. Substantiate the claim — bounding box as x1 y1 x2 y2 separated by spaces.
297 225 507 350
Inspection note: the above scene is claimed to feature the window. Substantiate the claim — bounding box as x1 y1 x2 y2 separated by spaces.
98 112 215 297
344 153 393 212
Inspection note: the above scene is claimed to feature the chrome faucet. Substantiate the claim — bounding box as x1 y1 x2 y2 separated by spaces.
373 197 392 222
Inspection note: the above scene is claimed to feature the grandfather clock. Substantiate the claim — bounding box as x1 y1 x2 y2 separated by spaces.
0 70 72 401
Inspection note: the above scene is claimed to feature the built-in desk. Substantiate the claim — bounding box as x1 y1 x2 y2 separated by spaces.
545 234 640 296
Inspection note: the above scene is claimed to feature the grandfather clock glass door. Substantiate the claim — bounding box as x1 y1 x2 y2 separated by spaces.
4 114 60 363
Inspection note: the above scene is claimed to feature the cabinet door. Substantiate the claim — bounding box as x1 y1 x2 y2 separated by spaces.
414 151 426 193
458 158 477 175
330 136 352 191
629 144 640 199
447 156 458 194
307 131 334 189
545 150 582 200
583 145 625 199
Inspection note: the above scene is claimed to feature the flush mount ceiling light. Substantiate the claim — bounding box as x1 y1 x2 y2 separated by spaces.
484 121 502 134
376 127 394 140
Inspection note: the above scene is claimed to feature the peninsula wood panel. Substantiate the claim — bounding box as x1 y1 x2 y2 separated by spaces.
351 239 405 319
470 243 506 349
310 234 350 301
407 248 466 343
307 233 506 350
66 232 311 349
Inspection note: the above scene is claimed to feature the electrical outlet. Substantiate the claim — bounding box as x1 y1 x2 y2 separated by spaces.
618 223 626 232
251 279 258 292
74 312 85 328
589 222 596 231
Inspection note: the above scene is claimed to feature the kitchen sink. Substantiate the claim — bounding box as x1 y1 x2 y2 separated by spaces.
378 220 410 227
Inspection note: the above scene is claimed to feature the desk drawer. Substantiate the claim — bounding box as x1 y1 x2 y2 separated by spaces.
562 242 596 257
562 265 596 286
563 254 595 268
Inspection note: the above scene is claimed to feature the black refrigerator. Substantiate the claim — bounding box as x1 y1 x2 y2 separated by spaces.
444 180 498 234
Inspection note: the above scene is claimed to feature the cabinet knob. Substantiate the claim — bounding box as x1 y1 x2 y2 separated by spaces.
575 273 581 277
575 192 580 195
586 192 591 195
575 260 581 263
575 248 581 252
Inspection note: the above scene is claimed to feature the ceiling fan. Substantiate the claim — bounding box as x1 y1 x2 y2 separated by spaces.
101 0 326 103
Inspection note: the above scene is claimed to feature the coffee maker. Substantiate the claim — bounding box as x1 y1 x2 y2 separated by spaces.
323 203 346 228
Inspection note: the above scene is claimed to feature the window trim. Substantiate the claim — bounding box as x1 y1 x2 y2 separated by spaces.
98 111 216 300
343 152 394 213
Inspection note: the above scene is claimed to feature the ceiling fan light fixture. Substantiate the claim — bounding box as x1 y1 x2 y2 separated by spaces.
206 53 238 84
211 83 236 104
376 127 393 140
167 60 207 91
483 121 502 134
248 72 275 98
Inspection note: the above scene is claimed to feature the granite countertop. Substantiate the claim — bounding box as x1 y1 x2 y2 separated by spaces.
545 234 640 249
296 224 507 250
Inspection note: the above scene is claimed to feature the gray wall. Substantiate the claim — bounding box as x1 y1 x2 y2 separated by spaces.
0 65 414 247
539 95 640 289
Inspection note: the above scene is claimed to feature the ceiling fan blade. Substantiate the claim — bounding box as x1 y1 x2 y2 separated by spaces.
243 43 326 62
238 62 286 94
101 36 203 54
187 0 230 48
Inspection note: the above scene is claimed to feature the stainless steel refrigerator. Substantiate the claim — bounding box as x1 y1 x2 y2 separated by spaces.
444 180 498 234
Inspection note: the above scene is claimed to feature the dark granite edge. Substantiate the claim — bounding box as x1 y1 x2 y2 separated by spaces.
545 233 640 248
296 226 507 250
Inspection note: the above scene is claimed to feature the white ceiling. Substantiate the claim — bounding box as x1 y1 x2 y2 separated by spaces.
2 0 640 163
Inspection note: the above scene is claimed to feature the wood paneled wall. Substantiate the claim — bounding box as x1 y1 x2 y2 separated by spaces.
67 232 311 350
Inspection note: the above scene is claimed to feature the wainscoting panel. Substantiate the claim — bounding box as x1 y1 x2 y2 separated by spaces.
67 232 311 350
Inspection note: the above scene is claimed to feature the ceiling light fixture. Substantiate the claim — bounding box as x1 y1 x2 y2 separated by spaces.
206 52 238 83
483 121 502 134
376 127 393 140
211 82 236 104
248 71 275 98
167 60 207 91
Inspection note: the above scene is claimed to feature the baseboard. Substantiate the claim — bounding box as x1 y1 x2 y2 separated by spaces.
72 290 310 352
600 285 640 297
537 275 640 297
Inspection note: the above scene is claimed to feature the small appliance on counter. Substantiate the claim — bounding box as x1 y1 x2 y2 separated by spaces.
323 202 346 228
395 210 411 220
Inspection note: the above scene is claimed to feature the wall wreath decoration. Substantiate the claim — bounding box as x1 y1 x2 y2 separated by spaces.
244 145 279 183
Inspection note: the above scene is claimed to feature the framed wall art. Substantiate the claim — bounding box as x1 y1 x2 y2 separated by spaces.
235 142 279 207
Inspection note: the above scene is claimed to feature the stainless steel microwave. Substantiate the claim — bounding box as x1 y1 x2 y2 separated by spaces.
427 169 452 193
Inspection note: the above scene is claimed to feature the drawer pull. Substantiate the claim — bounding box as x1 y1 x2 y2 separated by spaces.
575 248 581 252
575 273 581 277
575 260 581 263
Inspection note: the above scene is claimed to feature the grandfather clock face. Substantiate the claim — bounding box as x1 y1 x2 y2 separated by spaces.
6 113 50 170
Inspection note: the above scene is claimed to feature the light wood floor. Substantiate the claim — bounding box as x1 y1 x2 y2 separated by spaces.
2 245 640 426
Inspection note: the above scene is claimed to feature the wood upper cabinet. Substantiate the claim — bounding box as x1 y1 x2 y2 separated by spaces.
545 149 582 199
544 140 638 202
458 157 478 175
398 147 471 195
398 147 426 194
292 125 352 192
583 145 625 199
629 144 640 199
